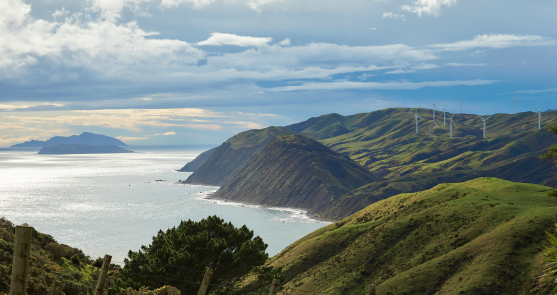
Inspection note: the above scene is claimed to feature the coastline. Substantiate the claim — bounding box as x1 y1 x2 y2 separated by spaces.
202 191 334 224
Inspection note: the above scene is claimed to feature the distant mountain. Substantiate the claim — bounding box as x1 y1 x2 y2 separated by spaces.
38 144 133 154
178 147 218 172
12 132 127 147
211 134 378 216
181 126 296 186
263 177 557 295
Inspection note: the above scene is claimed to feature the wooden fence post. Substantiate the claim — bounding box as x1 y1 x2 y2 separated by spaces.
368 284 376 295
9 225 33 295
197 268 213 295
268 278 279 295
48 280 57 295
94 254 112 295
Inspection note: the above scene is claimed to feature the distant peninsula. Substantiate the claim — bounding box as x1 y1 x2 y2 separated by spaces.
11 132 127 147
38 144 133 154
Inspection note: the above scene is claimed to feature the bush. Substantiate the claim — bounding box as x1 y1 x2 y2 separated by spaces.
119 215 269 294
71 254 80 265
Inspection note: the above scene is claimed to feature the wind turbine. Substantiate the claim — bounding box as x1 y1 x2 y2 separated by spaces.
449 111 457 138
457 96 465 114
431 99 438 120
478 115 492 138
442 102 448 126
511 94 519 114
413 109 425 133
532 104 549 129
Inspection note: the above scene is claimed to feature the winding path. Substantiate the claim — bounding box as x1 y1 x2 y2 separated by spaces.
427 119 441 137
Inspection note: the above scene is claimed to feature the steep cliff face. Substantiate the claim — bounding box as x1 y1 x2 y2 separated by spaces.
178 147 217 172
182 126 296 186
211 134 378 215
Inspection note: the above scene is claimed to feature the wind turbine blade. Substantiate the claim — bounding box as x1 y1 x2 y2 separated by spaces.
541 103 549 111
486 115 492 120
532 105 541 112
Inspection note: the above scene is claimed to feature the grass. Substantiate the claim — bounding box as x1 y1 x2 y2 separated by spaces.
266 177 557 295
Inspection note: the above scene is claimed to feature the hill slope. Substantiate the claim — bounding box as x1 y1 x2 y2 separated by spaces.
212 135 378 215
178 147 217 172
265 178 557 295
286 108 557 219
182 126 296 186
11 132 127 147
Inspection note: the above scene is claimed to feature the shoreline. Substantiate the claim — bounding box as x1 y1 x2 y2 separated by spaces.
202 192 334 224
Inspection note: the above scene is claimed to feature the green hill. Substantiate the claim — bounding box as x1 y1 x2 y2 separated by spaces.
211 135 378 215
265 177 557 295
181 126 296 186
286 108 557 219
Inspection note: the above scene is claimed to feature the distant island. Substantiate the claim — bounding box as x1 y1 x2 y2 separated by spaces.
11 132 127 147
38 144 133 154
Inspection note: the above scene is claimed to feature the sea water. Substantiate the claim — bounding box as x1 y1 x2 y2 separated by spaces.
0 146 329 263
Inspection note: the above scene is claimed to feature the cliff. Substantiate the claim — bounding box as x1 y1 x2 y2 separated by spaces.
12 132 127 147
178 147 217 172
181 126 296 186
38 144 133 154
211 134 378 215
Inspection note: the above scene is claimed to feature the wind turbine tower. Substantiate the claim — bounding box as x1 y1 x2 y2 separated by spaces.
431 99 438 120
478 115 492 139
442 102 448 126
413 109 424 133
457 96 465 114
512 95 519 114
449 112 457 138
532 104 549 129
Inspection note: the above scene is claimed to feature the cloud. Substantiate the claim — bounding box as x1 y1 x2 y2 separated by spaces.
163 131 177 135
383 12 406 20
0 0 204 80
0 103 65 111
445 63 487 67
369 27 377 31
160 0 280 10
116 136 149 141
401 0 456 17
270 79 497 92
384 63 439 74
430 34 556 51
278 38 291 46
514 88 557 94
196 33 273 47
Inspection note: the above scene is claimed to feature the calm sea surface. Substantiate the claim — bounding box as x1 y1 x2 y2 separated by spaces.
0 146 329 263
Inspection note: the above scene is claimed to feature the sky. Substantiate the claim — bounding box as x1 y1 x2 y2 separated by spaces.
1 0 556 146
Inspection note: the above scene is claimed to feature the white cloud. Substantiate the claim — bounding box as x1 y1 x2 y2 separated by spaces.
196 33 272 47
445 63 487 67
401 0 456 17
384 63 439 74
160 0 216 9
270 79 496 92
0 0 204 80
163 131 177 135
430 34 556 51
52 8 69 19
369 27 377 31
515 88 557 94
383 12 405 20
278 38 291 46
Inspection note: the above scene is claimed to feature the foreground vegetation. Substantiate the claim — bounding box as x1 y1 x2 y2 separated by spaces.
265 177 557 295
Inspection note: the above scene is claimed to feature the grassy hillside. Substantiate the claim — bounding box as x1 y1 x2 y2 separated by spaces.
212 135 378 215
286 108 557 219
178 147 217 172
182 126 296 186
265 178 557 295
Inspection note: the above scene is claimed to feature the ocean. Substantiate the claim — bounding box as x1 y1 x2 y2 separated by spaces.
0 146 329 263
